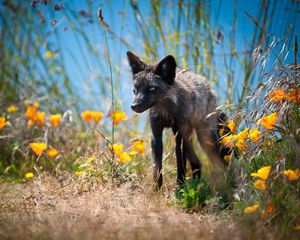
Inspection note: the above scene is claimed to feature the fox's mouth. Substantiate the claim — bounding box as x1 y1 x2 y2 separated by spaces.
131 102 153 113
131 104 148 113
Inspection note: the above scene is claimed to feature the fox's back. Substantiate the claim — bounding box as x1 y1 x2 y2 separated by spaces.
159 68 217 128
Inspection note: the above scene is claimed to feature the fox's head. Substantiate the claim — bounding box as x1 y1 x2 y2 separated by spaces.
127 51 177 113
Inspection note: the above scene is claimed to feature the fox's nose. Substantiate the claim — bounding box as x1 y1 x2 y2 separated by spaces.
131 104 139 111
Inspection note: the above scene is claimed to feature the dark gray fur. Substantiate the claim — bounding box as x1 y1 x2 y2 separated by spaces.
127 51 228 189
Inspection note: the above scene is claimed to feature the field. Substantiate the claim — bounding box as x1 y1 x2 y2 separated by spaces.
0 1 299 239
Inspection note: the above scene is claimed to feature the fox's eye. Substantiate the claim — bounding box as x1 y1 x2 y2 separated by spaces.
149 86 156 92
132 88 137 94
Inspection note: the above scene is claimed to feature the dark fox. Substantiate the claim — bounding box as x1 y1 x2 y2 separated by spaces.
127 51 230 189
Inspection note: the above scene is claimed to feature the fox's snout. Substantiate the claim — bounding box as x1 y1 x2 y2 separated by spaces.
131 103 144 113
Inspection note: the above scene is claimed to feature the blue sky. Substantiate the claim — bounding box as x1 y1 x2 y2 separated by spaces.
10 0 298 114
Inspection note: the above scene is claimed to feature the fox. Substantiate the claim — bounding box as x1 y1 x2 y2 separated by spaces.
127 51 230 189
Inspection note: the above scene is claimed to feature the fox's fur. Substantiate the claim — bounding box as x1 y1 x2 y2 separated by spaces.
127 51 229 189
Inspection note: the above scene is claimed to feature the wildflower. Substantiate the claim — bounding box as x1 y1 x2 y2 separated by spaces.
244 204 260 214
235 139 246 151
249 129 260 142
251 166 271 180
132 140 145 154
117 151 131 164
294 225 300 231
75 171 82 176
92 112 104 124
219 127 225 137
129 150 138 156
30 142 47 156
258 112 278 130
88 157 96 163
254 179 267 191
269 89 287 101
227 120 237 133
25 106 37 119
45 50 55 59
287 88 300 104
284 169 300 181
49 114 62 128
0 117 7 129
109 143 124 156
235 128 249 140
81 111 93 123
224 153 233 162
35 111 46 127
6 105 18 112
47 149 58 158
266 202 275 214
33 102 39 109
109 110 127 125
25 172 34 179
220 134 235 148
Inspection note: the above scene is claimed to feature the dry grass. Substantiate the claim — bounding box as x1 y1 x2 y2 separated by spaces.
0 174 245 240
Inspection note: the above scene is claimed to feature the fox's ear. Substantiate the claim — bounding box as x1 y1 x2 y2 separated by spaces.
127 51 147 75
154 55 176 85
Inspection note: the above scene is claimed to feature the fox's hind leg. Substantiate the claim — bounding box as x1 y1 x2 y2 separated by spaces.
173 128 187 185
179 126 202 179
196 126 226 168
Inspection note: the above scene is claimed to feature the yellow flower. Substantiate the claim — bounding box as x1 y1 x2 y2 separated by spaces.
284 169 300 181
254 179 267 191
244 204 260 214
33 102 39 109
109 110 127 125
220 134 235 148
81 111 93 123
258 112 278 130
117 151 132 164
235 128 249 140
235 139 246 151
269 89 287 101
249 129 260 142
30 142 47 156
92 112 104 124
25 172 34 179
88 157 96 163
109 143 124 156
36 111 46 127
6 105 18 112
81 111 104 124
132 140 145 154
287 88 300 104
75 171 82 176
45 50 55 59
224 154 233 162
227 120 237 133
129 150 138 156
294 225 300 231
49 114 62 128
219 127 225 137
47 149 58 158
25 106 37 119
25 103 45 127
251 166 271 180
0 117 8 129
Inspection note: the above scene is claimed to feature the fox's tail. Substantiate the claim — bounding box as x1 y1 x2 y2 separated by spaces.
215 111 233 162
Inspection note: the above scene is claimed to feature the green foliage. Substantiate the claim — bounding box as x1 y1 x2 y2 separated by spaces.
175 177 211 209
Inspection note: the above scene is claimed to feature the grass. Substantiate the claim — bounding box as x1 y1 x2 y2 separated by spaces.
0 0 299 239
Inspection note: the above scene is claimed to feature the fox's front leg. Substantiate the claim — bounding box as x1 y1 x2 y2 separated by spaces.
173 128 186 185
150 118 164 190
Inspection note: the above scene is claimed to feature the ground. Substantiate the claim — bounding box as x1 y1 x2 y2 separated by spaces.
0 174 242 240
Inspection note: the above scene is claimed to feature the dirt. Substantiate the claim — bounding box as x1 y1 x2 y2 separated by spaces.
0 175 242 240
